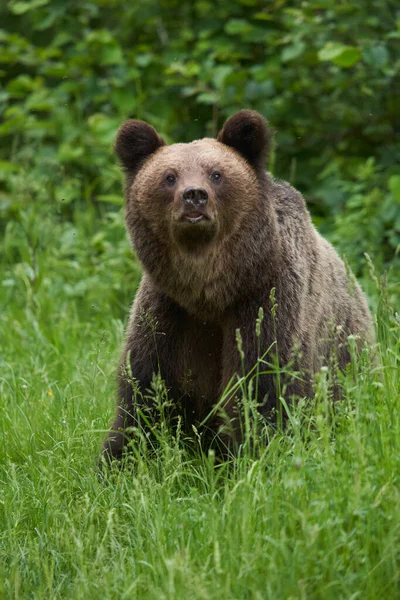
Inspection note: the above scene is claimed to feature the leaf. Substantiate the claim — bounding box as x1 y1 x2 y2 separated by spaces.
8 0 50 14
0 161 19 180
281 41 305 62
96 195 123 205
318 42 360 67
212 65 233 89
7 75 40 94
110 89 137 113
363 45 389 68
197 92 219 105
225 19 252 36
58 143 84 161
253 12 274 20
100 45 124 66
318 43 344 62
333 47 361 67
135 54 152 67
34 6 64 30
88 114 120 145
55 180 80 204
52 32 73 47
25 89 54 111
389 175 400 204
244 79 275 101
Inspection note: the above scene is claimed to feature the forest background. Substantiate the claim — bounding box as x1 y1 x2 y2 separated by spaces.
1 0 399 293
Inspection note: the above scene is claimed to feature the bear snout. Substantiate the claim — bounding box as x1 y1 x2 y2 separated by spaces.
181 186 209 210
177 185 213 225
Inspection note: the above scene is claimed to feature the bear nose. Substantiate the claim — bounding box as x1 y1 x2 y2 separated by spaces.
181 186 208 209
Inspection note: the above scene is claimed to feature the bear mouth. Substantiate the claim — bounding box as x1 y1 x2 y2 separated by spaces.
181 211 210 224
174 210 217 248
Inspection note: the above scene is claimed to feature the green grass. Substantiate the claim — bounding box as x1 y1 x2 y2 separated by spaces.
1 204 399 599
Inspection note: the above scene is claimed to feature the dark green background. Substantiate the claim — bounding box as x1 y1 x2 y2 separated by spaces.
1 0 399 301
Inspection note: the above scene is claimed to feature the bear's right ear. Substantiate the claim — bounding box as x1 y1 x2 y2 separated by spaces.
115 120 166 176
217 110 272 171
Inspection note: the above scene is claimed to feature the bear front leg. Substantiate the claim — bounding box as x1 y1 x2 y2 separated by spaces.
102 282 185 463
218 304 278 451
102 359 153 462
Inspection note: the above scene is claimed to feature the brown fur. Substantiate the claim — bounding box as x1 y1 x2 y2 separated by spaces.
103 110 373 460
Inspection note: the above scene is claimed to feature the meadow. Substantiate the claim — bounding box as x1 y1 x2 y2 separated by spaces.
0 198 399 599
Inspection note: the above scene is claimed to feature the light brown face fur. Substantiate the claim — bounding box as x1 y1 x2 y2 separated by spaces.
115 112 277 318
130 139 259 255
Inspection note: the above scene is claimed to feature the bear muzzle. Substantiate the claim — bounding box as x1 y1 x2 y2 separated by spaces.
180 186 211 224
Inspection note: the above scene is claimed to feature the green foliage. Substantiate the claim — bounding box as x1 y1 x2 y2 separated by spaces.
331 158 400 272
0 0 399 276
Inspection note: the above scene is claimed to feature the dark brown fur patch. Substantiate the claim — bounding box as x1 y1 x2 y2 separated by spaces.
217 109 273 172
115 119 166 179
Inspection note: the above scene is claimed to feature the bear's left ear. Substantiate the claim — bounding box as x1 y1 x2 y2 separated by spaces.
217 110 272 171
115 119 166 177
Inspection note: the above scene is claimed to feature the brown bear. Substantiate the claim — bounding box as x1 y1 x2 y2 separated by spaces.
102 109 373 460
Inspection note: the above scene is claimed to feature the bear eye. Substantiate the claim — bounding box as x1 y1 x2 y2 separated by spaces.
210 171 222 183
165 174 177 185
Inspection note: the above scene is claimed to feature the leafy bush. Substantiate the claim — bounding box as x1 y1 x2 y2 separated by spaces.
0 0 399 278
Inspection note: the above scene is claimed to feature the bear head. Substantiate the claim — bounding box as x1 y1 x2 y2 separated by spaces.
115 111 276 315
116 111 272 254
